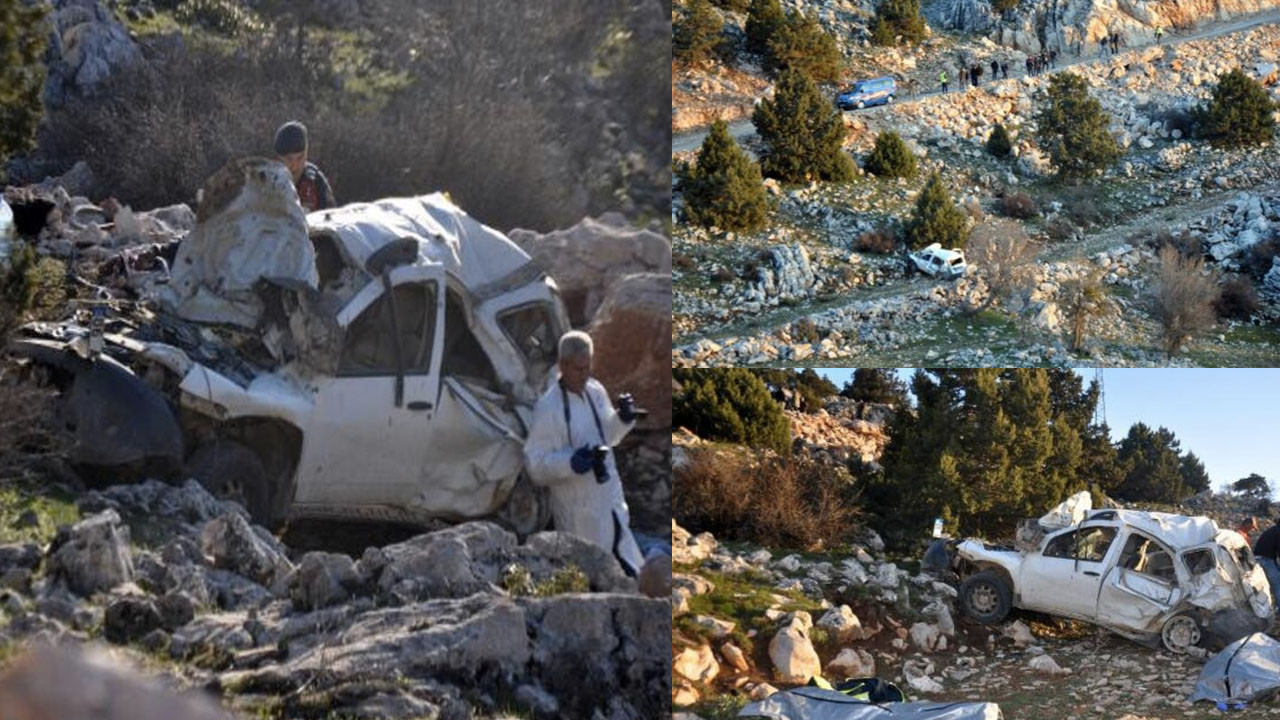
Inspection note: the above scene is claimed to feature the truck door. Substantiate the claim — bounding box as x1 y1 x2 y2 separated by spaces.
295 263 445 506
1020 524 1118 618
1095 531 1183 631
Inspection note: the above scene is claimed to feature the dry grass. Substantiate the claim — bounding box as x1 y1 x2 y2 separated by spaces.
1214 275 1261 320
998 190 1039 219
967 218 1037 308
674 449 859 551
856 226 897 254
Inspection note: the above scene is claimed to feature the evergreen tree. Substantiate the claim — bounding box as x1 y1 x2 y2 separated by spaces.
905 172 969 249
1114 423 1187 503
864 131 918 178
986 123 1012 157
0 0 47 169
764 11 843 83
1179 452 1211 495
1197 68 1277 148
711 0 751 12
673 368 792 455
674 0 722 65
752 369 839 412
869 0 927 47
680 120 769 232
752 69 855 182
745 0 786 58
991 0 1019 11
1232 473 1271 499
840 369 911 409
1034 72 1123 182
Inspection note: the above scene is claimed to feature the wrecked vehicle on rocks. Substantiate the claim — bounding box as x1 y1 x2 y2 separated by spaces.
906 244 968 280
7 158 569 534
948 495 1274 653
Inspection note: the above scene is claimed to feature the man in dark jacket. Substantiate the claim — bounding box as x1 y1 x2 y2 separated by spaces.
274 121 335 213
1254 520 1280 603
1001 61 1008 79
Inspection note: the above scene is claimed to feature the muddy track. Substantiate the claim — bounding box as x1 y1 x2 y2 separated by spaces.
671 9 1280 154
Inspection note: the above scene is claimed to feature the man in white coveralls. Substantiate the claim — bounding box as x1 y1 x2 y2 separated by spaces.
523 331 645 577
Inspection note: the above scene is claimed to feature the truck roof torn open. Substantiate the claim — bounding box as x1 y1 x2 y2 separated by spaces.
8 157 571 533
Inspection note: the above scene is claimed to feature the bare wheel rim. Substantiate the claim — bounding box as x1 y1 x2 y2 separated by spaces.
969 582 999 614
1163 616 1200 652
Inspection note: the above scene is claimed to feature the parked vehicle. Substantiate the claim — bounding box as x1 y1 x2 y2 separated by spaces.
949 502 1274 653
837 76 897 110
7 158 568 535
906 243 968 279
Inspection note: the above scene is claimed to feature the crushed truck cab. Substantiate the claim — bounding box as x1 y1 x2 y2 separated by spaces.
952 493 1273 653
8 158 569 534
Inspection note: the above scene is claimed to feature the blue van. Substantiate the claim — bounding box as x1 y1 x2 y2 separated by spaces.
837 76 897 110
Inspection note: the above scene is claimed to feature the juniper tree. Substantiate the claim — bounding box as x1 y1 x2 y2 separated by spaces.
869 0 927 47
674 0 722 65
752 69 855 182
680 120 769 232
864 131 917 178
745 0 786 57
1197 68 1277 148
1034 72 1123 182
906 172 969 249
986 122 1012 157
673 368 792 455
764 11 843 82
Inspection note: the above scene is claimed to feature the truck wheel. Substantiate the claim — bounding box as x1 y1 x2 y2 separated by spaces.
856 100 866 109
187 440 272 526
887 94 895 104
496 472 551 539
1161 614 1202 653
960 571 1012 624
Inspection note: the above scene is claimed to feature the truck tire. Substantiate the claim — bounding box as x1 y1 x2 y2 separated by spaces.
187 440 272 526
960 571 1012 624
1161 613 1202 653
496 472 551 539
856 100 866 109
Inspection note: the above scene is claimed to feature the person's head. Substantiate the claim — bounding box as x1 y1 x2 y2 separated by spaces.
274 121 309 181
557 331 593 394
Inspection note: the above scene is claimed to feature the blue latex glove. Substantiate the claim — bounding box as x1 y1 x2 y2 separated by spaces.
570 446 594 474
616 393 638 423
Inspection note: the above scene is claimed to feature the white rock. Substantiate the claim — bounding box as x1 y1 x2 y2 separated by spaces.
1028 654 1072 675
1004 620 1035 648
674 644 720 683
721 641 750 672
769 620 822 684
816 605 862 642
827 647 876 678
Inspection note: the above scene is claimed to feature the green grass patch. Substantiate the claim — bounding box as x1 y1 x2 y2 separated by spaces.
688 694 750 720
678 567 824 653
0 476 79 546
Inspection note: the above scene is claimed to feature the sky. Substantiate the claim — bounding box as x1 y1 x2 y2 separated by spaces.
814 368 1280 491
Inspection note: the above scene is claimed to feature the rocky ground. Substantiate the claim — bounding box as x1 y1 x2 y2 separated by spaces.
673 7 1280 367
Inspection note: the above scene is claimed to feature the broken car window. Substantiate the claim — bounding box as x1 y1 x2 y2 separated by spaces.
1235 546 1256 572
498 303 558 379
338 282 436 375
1043 526 1117 561
1183 549 1216 577
1118 533 1176 583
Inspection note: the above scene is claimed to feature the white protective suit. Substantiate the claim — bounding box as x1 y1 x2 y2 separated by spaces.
523 376 645 576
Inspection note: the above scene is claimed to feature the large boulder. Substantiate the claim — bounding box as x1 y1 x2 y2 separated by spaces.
44 0 145 108
587 272 672 430
46 509 134 596
199 513 294 594
769 617 821 684
508 213 671 327
104 595 164 644
0 645 235 720
673 644 720 682
287 551 362 611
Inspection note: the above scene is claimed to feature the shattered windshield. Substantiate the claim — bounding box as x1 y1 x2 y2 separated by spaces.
498 303 558 380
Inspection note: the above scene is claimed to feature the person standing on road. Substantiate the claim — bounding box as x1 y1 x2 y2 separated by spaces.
971 64 983 87
958 65 967 88
939 69 949 93
991 59 999 80
1001 60 1009 79
1025 56 1034 76
1155 25 1164 43
1253 519 1280 604
523 331 646 578
1049 49 1058 68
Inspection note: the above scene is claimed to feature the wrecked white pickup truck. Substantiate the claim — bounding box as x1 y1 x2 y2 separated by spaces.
8 158 570 534
948 494 1274 653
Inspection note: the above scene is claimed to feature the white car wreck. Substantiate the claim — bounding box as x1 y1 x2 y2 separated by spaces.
951 495 1274 653
906 243 967 280
8 158 569 534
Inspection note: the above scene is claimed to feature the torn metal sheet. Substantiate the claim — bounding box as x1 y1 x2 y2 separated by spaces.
739 687 1001 720
1037 490 1092 530
1189 632 1280 704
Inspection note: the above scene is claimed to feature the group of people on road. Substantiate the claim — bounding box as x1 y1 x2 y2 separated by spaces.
1100 30 1126 56
1025 49 1057 76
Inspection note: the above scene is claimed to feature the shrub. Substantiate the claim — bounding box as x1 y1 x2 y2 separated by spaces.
175 0 265 36
998 190 1039 219
764 11 843 82
1197 68 1277 148
1044 217 1077 243
967 219 1036 308
745 0 786 57
791 317 821 344
856 226 897 254
840 368 910 408
1152 245 1219 356
869 0 927 47
674 450 859 550
1245 236 1280 280
711 0 751 11
986 123 1012 157
906 172 969 250
1058 270 1112 351
1034 72 1123 181
674 252 695 270
863 131 917 179
753 69 855 182
1 243 66 336
0 0 47 172
1157 105 1200 139
674 0 723 65
1214 275 1261 320
673 368 792 456
991 0 1019 11
680 121 769 232
1149 229 1200 259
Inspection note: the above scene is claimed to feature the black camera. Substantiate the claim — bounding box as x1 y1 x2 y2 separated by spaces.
592 445 610 483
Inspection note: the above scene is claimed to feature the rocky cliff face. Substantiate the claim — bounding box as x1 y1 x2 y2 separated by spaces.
787 398 894 465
